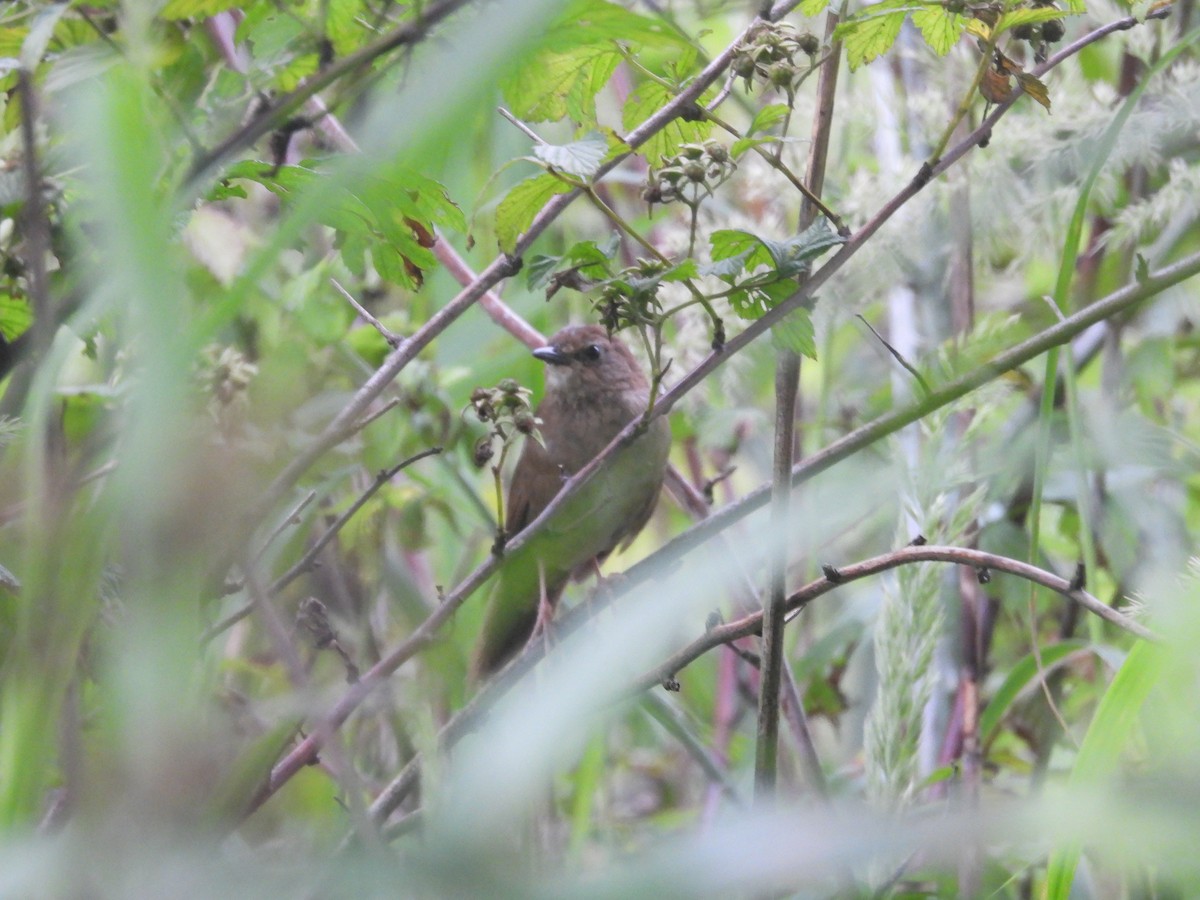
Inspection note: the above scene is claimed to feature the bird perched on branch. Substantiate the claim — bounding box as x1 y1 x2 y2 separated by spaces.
472 324 671 678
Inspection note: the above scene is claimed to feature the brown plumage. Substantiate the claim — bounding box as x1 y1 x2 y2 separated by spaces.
472 325 671 678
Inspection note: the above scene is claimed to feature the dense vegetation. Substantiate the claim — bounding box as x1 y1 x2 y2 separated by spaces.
0 0 1197 896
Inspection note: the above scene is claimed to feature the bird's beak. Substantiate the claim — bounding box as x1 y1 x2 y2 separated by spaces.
532 344 571 366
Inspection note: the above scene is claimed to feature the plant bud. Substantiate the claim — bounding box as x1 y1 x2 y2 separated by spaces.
473 436 494 467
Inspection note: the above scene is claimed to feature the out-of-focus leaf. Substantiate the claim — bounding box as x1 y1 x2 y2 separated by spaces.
326 0 366 55
20 2 69 68
1044 641 1167 898
160 0 242 19
0 294 31 341
979 640 1094 746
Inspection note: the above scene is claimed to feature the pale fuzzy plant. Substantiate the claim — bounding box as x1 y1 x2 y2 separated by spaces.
1105 157 1200 252
863 403 989 812
969 53 1200 273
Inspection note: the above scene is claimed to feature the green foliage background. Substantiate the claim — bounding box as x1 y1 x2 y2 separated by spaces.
0 0 1197 896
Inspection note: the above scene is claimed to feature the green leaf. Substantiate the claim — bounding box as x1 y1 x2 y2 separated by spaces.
623 80 712 165
800 0 832 15
495 173 572 254
996 6 1077 33
1044 641 1166 899
979 640 1093 746
662 259 699 281
771 308 817 359
20 2 69 68
730 136 778 159
533 132 608 179
565 48 622 124
160 0 242 19
834 0 912 71
712 221 844 281
500 0 683 124
504 44 622 123
758 221 845 277
911 7 966 56
748 103 791 136
326 0 367 56
709 229 770 269
0 293 31 341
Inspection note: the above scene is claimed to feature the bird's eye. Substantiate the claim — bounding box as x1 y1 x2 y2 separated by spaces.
580 344 602 362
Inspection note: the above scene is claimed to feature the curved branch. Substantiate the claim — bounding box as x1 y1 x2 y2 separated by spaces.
631 545 1158 695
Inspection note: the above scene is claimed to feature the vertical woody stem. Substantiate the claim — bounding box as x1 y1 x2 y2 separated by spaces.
755 8 844 799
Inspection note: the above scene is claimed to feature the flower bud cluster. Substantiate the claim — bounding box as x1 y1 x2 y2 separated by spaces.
467 379 538 467
730 21 819 94
642 141 736 206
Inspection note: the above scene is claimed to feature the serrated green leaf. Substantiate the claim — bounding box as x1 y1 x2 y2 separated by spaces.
748 103 791 136
663 259 699 281
501 0 683 124
541 0 686 48
566 48 622 124
702 250 753 281
0 293 31 341
526 254 563 289
761 220 846 277
160 0 242 19
800 0 831 15
730 136 778 159
997 6 1077 32
533 132 608 179
566 236 618 266
623 80 712 165
771 308 816 358
326 0 366 56
834 1 911 71
709 229 769 268
911 7 966 56
495 173 572 254
504 44 621 123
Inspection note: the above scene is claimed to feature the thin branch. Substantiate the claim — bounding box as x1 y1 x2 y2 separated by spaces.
856 313 932 396
632 544 1159 695
17 70 52 355
187 0 474 186
331 278 403 348
433 234 545 350
247 489 318 574
202 448 441 644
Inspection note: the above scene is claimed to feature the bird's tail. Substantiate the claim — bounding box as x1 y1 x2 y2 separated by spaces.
470 559 564 681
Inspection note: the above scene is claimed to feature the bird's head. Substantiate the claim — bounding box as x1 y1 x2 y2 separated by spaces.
533 324 648 399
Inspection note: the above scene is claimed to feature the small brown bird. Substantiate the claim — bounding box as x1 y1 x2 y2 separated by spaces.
472 324 671 678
